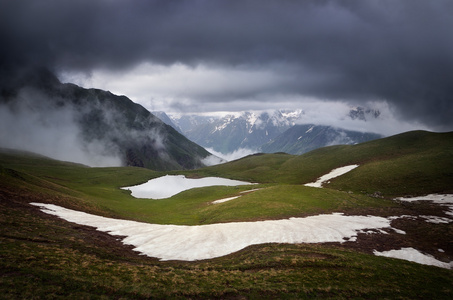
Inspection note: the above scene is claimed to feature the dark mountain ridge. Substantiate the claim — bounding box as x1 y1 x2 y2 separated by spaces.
0 68 210 170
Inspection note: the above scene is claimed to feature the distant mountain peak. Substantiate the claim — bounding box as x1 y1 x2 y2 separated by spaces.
348 106 381 121
168 109 305 154
168 108 383 156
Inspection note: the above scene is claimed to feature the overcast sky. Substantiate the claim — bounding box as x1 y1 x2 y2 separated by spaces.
2 0 453 134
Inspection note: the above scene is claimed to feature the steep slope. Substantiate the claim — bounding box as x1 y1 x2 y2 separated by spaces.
261 124 383 155
0 68 210 170
152 111 184 134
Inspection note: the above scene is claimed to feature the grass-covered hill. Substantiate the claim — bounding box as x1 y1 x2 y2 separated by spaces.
1 130 452 298
194 130 453 196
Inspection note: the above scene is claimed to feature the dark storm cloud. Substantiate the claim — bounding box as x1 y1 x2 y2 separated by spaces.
1 0 453 130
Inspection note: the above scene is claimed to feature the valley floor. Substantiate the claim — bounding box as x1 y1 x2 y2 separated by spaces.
1 132 452 298
1 187 452 299
29 194 453 269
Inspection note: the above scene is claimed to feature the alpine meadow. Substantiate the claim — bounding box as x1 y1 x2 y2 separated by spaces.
1 130 453 298
2 0 453 298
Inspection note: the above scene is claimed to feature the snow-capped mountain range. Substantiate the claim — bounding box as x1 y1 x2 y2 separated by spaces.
165 110 304 154
155 108 383 157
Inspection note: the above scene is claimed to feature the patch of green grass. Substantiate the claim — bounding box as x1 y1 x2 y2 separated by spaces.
0 149 395 225
189 131 453 197
0 149 159 217
326 141 453 196
184 152 295 183
196 185 395 224
1 133 453 298
1 130 451 224
1 197 452 299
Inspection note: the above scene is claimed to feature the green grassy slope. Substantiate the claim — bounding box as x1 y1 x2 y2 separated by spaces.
191 130 453 196
0 148 395 225
1 131 452 298
3 198 452 299
1 130 452 223
0 149 157 217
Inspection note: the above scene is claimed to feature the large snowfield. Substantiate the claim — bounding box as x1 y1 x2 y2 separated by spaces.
31 166 453 268
122 175 255 199
31 202 396 261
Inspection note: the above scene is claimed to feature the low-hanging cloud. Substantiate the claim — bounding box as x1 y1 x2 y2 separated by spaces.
2 0 453 131
0 88 122 167
291 101 431 136
205 147 257 162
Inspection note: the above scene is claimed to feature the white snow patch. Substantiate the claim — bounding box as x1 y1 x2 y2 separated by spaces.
212 196 241 204
373 247 453 269
304 165 359 188
395 194 453 218
247 112 258 126
391 228 406 234
122 175 255 199
396 194 453 204
389 214 452 224
281 109 303 119
240 188 262 194
30 203 396 261
211 188 262 204
387 215 417 221
419 215 452 224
